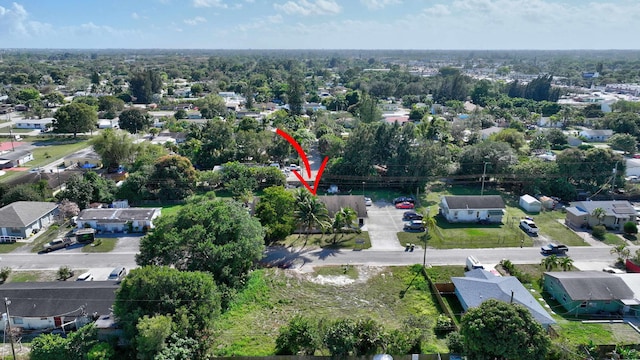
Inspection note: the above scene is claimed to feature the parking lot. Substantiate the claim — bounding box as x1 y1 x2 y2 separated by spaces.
364 200 408 250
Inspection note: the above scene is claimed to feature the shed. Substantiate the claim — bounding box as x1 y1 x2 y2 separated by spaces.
519 194 542 213
538 196 555 210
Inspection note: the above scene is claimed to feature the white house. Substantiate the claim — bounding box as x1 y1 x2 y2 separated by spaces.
14 118 53 131
439 195 506 223
77 207 161 233
0 201 58 240
98 119 119 129
579 129 613 142
519 194 542 213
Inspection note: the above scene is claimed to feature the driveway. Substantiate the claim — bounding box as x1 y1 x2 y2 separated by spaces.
364 200 406 250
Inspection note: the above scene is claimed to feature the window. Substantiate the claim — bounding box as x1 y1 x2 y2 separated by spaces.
580 301 587 308
13 317 23 324
562 295 567 302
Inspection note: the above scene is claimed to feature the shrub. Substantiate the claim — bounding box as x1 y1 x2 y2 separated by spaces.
0 267 11 283
57 266 74 281
592 225 606 239
624 221 638 235
446 331 465 354
435 315 454 333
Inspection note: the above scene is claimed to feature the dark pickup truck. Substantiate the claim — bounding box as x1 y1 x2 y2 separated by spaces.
541 243 568 255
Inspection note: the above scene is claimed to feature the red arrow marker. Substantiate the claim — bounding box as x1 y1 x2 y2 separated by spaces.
276 128 329 196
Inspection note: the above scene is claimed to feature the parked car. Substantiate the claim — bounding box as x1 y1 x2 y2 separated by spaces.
603 266 625 274
393 196 415 205
76 271 94 281
108 266 127 281
404 220 425 231
403 211 424 221
364 197 372 206
288 164 300 172
519 219 539 235
541 243 568 255
43 237 74 252
395 201 415 209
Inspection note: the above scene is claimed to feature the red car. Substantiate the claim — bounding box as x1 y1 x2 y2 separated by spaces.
395 201 414 209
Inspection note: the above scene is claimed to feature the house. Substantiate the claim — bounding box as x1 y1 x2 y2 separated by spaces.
0 201 58 240
14 118 53 131
453 269 555 328
566 200 636 231
579 129 613 142
439 195 506 223
544 271 635 316
383 115 410 125
519 194 542 213
318 195 368 227
98 119 119 129
0 281 119 331
0 150 34 168
302 103 326 112
76 207 161 233
479 126 502 140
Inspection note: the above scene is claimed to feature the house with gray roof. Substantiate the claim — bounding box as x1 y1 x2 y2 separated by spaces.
453 269 556 328
77 207 161 233
0 281 119 331
579 129 613 142
566 200 636 231
544 271 636 317
0 150 34 169
0 201 58 240
439 195 505 223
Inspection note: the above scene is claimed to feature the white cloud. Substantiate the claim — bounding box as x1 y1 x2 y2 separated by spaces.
421 4 450 17
192 0 228 8
267 14 283 23
360 0 401 10
184 16 207 25
131 12 140 19
274 0 341 16
0 2 51 37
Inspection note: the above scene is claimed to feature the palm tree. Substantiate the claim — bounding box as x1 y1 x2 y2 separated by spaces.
541 255 559 271
294 189 330 242
559 256 574 271
591 207 606 226
331 207 357 243
610 244 631 264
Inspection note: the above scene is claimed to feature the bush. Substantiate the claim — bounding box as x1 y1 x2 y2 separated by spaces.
0 267 11 283
592 225 606 239
624 221 638 235
446 332 465 354
57 266 74 281
435 314 454 333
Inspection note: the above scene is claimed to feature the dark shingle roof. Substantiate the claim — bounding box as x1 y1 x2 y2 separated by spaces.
453 269 555 326
0 201 58 228
318 195 368 218
545 271 635 301
443 195 505 210
0 281 119 317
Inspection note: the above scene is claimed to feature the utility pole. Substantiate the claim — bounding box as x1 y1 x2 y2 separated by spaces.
480 162 488 196
4 297 16 360
8 128 14 151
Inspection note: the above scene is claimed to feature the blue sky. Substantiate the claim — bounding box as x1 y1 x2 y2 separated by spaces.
1 0 639 49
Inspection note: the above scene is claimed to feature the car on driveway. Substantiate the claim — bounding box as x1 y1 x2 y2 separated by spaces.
395 201 415 209
393 196 415 205
404 220 425 231
541 243 568 255
403 211 423 220
364 197 372 206
520 219 539 235
43 237 74 252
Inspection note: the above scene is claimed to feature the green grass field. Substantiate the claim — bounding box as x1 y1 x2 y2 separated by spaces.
81 238 118 253
278 232 371 250
211 266 448 356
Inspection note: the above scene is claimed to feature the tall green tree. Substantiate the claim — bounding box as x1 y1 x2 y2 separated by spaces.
255 186 296 243
53 102 98 137
294 189 330 239
275 315 319 355
609 133 638 155
147 155 197 200
91 128 136 171
118 108 151 134
129 70 162 104
460 299 550 360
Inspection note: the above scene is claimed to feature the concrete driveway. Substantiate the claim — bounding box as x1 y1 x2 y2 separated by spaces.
364 200 407 250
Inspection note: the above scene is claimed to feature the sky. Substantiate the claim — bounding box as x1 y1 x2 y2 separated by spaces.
0 0 639 50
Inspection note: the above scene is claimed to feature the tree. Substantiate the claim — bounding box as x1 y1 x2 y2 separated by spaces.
1 183 44 205
174 109 188 120
136 315 173 360
98 95 125 118
53 103 98 137
287 71 304 115
541 255 559 271
30 333 69 360
275 315 319 355
114 266 221 341
87 342 115 360
357 92 382 123
545 128 568 147
147 155 197 200
57 265 73 280
610 244 631 264
91 128 136 171
559 256 574 271
55 174 93 209
255 186 296 243
136 197 265 296
529 134 550 151
129 70 162 104
460 299 550 360
294 189 330 239
118 108 151 134
624 221 638 236
458 141 518 176
331 207 357 243
609 133 638 155
323 318 357 358
591 207 606 225
489 129 525 152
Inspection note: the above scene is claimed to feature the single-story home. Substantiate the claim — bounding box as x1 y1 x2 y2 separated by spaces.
14 118 53 131
579 129 613 142
98 119 119 129
566 200 636 230
76 207 161 233
544 271 636 316
318 195 368 227
0 281 119 332
0 201 58 240
453 269 555 328
0 150 34 168
519 194 542 213
439 195 505 223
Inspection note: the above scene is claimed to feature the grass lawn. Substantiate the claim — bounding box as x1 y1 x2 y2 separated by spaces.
81 238 118 253
212 266 448 356
6 270 58 283
140 203 185 218
29 225 73 253
601 233 627 246
0 242 26 253
278 232 371 250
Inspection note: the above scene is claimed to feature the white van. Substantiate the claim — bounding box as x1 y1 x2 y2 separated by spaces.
466 256 484 271
76 271 94 281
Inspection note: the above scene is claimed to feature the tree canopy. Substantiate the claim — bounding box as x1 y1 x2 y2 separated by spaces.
53 102 98 137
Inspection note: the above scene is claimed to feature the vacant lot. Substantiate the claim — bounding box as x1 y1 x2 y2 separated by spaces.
212 266 448 356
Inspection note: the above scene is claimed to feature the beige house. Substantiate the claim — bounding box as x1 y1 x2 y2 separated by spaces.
566 200 636 230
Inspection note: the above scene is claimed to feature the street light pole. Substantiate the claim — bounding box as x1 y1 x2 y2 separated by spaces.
480 162 488 196
4 297 16 360
362 181 365 196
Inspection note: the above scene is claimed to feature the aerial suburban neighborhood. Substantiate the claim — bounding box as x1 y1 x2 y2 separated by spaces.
1 9 640 360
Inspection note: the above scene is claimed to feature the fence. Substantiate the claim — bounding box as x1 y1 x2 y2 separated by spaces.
423 268 459 332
